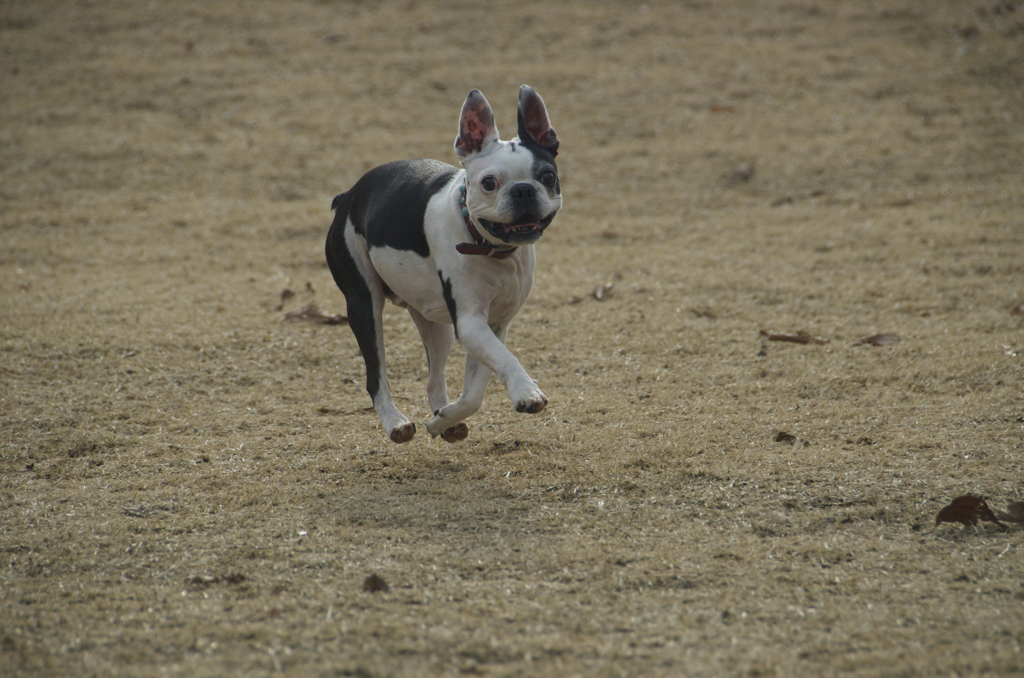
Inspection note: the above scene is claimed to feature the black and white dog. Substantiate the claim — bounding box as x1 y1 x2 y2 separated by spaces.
325 85 561 444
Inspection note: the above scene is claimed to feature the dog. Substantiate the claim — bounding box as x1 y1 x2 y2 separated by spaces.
325 85 561 444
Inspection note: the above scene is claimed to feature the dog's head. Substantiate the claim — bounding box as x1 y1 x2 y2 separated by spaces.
454 85 561 247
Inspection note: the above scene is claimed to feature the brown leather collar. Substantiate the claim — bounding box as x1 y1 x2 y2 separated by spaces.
456 183 517 260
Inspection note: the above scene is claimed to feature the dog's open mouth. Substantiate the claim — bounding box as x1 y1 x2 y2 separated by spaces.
478 211 557 244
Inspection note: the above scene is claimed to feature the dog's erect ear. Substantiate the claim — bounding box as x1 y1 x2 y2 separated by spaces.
455 90 500 159
517 85 559 158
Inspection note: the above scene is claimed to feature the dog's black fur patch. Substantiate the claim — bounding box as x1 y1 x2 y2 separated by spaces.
344 159 458 258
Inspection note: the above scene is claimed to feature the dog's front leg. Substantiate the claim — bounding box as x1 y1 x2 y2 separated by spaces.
484 321 548 414
426 351 491 439
455 315 547 416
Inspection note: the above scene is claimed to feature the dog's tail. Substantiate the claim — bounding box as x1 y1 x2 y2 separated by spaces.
331 192 347 211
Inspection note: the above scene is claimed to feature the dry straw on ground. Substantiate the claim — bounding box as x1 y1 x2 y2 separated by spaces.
2 1 1023 676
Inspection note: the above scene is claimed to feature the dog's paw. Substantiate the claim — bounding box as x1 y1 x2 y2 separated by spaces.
515 393 548 414
388 422 416 444
440 422 469 443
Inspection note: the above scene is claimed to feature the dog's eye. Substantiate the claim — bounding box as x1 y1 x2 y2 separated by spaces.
480 176 498 192
539 171 556 187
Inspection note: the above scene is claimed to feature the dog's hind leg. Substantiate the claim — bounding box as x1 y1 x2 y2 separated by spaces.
351 277 416 443
408 308 469 442
326 215 415 444
408 307 453 413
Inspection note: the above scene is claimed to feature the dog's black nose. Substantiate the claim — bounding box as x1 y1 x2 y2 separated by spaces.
509 183 537 203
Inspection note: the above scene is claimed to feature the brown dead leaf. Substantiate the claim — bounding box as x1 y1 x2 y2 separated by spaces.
122 505 156 518
934 495 1007 529
994 501 1024 523
186 575 218 587
283 304 348 325
570 282 615 304
273 288 296 311
774 431 797 444
760 330 829 345
853 333 901 346
362 573 390 593
185 573 246 587
591 282 614 301
725 163 755 185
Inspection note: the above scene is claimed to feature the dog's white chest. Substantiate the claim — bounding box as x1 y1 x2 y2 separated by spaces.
370 245 535 327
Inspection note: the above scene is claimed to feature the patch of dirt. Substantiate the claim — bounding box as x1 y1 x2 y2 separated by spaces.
2 1 1023 676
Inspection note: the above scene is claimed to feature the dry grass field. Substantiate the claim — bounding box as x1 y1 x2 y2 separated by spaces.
2 0 1024 676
